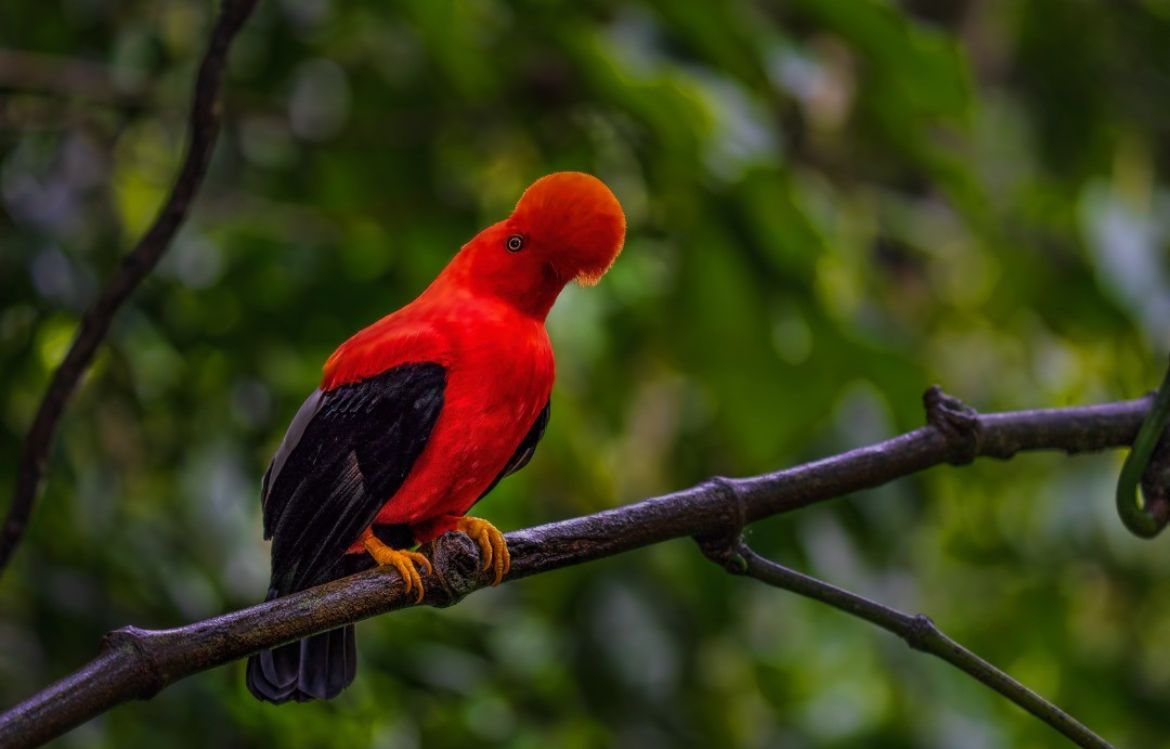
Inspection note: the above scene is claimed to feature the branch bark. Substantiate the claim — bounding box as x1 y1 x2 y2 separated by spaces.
0 390 1153 749
0 0 259 577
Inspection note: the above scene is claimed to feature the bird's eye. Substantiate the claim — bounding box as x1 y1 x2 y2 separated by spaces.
506 234 525 253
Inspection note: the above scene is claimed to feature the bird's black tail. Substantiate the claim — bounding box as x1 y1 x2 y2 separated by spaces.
245 578 362 704
245 623 357 703
245 625 357 703
246 543 387 703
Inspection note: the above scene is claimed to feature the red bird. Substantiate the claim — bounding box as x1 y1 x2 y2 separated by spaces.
246 172 626 703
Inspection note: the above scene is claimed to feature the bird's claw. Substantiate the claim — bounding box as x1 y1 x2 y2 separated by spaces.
362 529 433 603
455 516 510 585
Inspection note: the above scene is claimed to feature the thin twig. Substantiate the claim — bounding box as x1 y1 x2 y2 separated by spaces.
0 0 259 576
0 390 1153 749
718 544 1114 749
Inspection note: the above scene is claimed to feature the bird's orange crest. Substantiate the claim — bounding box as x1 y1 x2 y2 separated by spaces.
510 172 626 286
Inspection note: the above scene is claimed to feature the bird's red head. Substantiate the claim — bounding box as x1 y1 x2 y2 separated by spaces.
508 172 626 286
445 172 626 318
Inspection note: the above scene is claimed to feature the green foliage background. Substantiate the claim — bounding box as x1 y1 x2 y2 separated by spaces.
2 0 1169 746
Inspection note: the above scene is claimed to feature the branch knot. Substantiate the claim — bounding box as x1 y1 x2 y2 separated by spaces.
100 626 165 699
694 476 748 573
924 386 982 465
904 614 937 652
425 532 483 607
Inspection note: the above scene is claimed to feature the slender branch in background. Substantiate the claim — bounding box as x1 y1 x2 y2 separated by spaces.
0 390 1155 749
0 0 259 577
699 542 1114 749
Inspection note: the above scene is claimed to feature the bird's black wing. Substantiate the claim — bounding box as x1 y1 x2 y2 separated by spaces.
260 362 446 594
473 400 550 505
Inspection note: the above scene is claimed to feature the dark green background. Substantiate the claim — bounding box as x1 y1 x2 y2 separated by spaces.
2 0 1169 746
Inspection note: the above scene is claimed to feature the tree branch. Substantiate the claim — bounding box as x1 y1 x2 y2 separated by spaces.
703 542 1114 749
0 0 259 577
0 389 1153 749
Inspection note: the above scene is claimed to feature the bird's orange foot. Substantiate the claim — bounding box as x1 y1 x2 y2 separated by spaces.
361 528 433 603
456 516 510 585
